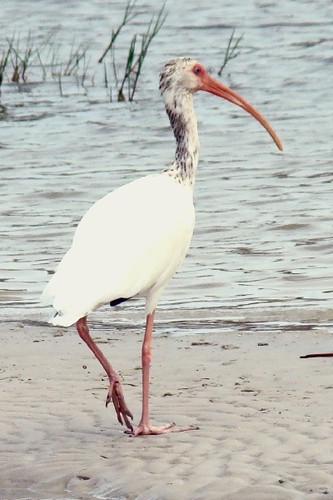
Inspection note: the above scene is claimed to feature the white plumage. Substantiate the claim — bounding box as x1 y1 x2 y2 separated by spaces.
41 174 195 326
42 57 282 436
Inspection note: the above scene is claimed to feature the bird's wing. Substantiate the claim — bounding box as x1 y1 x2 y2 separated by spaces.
41 174 195 325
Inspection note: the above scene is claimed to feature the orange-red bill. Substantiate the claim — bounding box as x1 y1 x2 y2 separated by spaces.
200 73 283 151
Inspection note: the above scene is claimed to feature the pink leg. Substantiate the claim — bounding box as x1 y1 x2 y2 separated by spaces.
76 317 133 432
133 311 199 436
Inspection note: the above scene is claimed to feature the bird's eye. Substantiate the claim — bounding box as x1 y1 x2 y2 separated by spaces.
193 65 203 75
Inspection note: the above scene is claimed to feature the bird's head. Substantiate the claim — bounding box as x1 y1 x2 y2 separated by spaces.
159 57 205 94
159 57 283 151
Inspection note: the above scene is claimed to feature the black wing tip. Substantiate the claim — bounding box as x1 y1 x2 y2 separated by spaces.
110 297 130 307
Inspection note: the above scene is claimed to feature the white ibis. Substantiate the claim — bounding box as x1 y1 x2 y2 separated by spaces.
41 57 283 436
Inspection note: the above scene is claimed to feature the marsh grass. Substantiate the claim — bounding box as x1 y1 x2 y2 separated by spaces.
98 0 138 65
127 5 167 101
6 32 37 83
0 30 57 95
63 42 89 77
0 7 241 104
0 12 244 101
99 1 167 102
218 29 244 76
0 2 166 102
0 43 11 99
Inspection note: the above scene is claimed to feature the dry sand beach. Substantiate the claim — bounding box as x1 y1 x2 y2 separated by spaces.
1 317 333 499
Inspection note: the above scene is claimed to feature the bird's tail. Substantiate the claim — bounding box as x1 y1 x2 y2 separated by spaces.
49 311 80 327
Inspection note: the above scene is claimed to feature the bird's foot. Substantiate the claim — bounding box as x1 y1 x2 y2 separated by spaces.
106 380 133 432
127 421 199 437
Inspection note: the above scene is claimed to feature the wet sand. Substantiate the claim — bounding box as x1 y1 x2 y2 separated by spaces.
1 319 333 499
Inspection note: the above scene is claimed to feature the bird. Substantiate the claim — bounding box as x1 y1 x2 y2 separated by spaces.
41 57 283 436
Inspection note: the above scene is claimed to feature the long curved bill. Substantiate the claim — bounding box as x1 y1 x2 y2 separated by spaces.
200 73 283 151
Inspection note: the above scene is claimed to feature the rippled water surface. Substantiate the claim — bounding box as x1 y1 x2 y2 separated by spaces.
1 0 333 331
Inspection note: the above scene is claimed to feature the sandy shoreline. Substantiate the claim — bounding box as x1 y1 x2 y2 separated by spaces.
1 319 333 499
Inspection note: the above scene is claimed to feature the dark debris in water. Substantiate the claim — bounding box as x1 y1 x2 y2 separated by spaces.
12 111 53 122
0 104 8 120
76 474 90 481
221 344 239 350
234 246 272 256
191 340 217 346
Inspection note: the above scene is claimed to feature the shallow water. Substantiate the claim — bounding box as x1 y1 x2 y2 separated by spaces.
1 0 333 332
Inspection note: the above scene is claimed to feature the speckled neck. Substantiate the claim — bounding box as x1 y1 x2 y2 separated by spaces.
160 75 200 188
